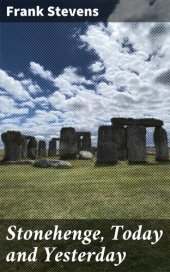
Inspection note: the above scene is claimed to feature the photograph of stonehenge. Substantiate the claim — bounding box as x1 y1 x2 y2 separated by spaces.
1 117 169 167
1 17 170 219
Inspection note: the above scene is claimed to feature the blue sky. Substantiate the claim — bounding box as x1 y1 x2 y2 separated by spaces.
1 2 170 146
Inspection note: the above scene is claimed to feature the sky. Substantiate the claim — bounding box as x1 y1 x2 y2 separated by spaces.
1 1 170 147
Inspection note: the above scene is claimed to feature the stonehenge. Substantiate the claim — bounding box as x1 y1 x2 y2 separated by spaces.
59 127 77 160
97 118 169 164
38 140 46 158
0 118 169 165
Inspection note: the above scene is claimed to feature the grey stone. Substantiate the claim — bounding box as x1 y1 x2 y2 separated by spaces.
33 159 72 169
113 126 127 160
38 140 46 157
27 136 37 159
79 151 93 160
33 160 50 168
1 131 23 161
154 127 169 162
49 160 72 168
96 126 118 164
111 118 163 127
60 127 77 160
127 125 146 163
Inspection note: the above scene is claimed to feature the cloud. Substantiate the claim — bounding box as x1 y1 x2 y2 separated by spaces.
30 62 54 81
89 61 104 73
0 96 29 115
21 78 42 94
79 22 170 131
0 69 30 100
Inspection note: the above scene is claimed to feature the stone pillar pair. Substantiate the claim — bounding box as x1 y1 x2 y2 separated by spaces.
97 125 147 164
1 131 38 161
1 131 23 161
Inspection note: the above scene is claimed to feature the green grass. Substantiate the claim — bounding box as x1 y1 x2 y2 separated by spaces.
0 150 170 219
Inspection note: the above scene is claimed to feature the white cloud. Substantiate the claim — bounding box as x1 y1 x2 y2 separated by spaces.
54 67 92 96
0 69 30 100
30 62 54 81
0 96 29 115
21 78 42 94
89 61 104 73
79 22 170 129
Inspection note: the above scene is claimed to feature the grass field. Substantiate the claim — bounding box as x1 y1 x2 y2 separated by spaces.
0 150 170 219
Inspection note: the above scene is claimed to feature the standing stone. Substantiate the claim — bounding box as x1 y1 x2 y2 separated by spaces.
96 126 118 164
27 136 37 159
127 125 146 163
113 126 127 160
48 138 57 157
1 131 22 161
154 127 169 162
38 140 46 157
60 127 77 160
21 135 29 159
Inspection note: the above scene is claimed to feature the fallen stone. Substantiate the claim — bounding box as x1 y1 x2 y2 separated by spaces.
49 160 72 169
33 159 72 169
79 151 93 160
33 160 50 168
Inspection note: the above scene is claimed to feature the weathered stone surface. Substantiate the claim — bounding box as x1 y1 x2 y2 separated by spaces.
38 140 46 157
114 126 127 160
127 125 146 163
49 160 72 169
33 160 50 168
96 126 118 164
33 159 72 168
27 136 37 159
77 132 91 152
154 127 169 162
79 151 93 160
60 127 77 160
1 131 23 161
111 118 163 127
